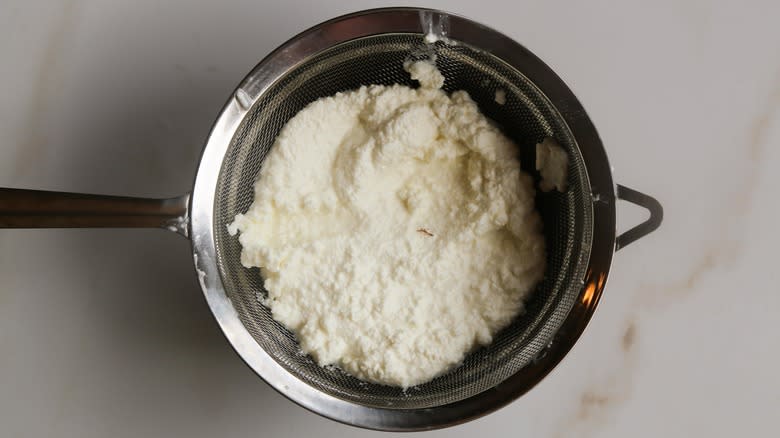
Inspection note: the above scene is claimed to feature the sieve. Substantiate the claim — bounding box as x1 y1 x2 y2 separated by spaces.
0 8 662 431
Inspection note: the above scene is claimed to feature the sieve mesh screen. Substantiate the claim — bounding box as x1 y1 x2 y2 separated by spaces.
214 34 592 409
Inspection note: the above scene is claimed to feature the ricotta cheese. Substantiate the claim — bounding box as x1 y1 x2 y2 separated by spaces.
229 61 546 387
536 137 569 192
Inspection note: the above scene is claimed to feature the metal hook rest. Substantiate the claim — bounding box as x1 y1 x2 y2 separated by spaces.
615 185 663 251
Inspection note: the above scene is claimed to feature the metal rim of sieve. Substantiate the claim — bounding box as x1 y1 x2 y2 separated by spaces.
189 7 662 431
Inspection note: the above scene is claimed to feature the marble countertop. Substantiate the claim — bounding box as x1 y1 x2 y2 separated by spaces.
1 1 777 436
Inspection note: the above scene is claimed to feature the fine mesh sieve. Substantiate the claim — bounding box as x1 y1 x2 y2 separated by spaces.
0 7 662 432
214 34 592 409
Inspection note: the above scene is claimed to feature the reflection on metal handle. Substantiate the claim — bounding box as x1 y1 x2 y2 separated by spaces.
0 188 190 238
615 185 662 251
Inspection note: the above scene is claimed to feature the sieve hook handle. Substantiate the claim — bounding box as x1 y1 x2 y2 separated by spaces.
0 188 190 238
615 185 662 251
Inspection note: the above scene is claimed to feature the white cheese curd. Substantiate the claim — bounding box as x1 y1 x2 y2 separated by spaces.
494 88 506 105
536 136 569 192
229 61 546 387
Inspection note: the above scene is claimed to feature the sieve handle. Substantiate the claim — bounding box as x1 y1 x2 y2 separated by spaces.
0 188 190 237
615 185 662 250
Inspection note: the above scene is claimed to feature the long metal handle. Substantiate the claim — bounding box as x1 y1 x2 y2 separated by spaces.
615 185 662 251
0 188 190 237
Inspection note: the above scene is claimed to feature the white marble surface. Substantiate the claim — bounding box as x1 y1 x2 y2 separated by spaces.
1 1 778 436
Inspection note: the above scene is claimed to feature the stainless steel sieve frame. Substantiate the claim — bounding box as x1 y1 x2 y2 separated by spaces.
189 7 661 431
0 7 662 431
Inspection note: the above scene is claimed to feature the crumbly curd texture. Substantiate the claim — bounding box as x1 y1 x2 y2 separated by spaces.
536 136 569 192
228 62 545 387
